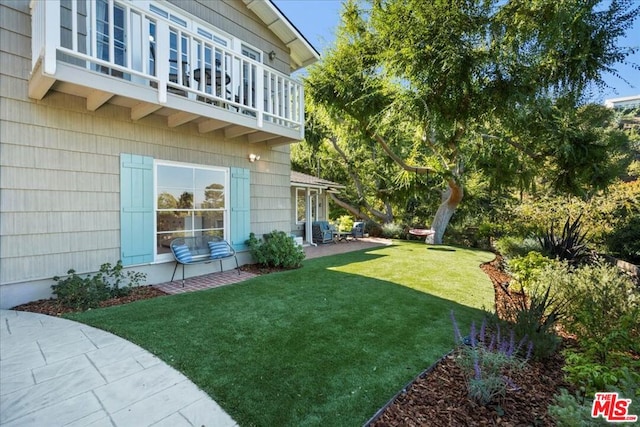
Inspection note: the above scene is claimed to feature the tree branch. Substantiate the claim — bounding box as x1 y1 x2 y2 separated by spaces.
481 134 544 161
371 132 436 175
329 137 392 223
328 193 382 227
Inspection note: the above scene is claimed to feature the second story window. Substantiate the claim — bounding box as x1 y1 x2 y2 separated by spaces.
95 0 127 72
96 0 125 64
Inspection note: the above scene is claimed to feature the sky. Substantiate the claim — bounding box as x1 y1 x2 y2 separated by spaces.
274 0 640 102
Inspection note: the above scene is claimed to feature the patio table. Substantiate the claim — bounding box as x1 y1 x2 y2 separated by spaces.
333 231 352 242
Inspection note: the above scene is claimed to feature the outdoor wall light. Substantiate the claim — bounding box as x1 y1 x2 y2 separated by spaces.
248 153 261 162
268 50 276 61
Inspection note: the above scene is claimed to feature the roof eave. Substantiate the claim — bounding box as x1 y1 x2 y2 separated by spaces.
243 0 321 72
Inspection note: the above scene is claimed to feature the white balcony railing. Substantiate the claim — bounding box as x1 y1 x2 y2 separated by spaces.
30 0 304 137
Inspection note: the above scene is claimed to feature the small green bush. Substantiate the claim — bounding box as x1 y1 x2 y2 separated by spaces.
494 236 541 259
246 231 305 269
364 220 383 237
560 259 639 363
605 216 640 264
503 261 569 360
381 222 404 239
548 389 609 427
52 261 146 311
506 251 554 292
562 349 640 397
336 215 354 233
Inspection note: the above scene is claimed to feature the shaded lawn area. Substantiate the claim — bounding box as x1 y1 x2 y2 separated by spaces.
67 241 495 426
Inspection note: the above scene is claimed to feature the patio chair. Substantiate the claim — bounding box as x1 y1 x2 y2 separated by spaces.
351 222 365 239
312 221 334 244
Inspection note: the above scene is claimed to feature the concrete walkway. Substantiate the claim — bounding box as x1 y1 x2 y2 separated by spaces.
0 309 238 427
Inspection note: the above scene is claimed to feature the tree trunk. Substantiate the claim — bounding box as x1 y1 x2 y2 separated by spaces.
427 179 463 244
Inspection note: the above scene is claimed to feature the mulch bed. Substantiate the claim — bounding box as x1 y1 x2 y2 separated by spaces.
369 255 572 426
370 349 569 426
12 257 571 425
11 286 168 317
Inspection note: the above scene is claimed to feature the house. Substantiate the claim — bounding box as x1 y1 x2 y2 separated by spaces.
290 171 345 244
0 0 319 309
604 95 640 110
605 95 640 131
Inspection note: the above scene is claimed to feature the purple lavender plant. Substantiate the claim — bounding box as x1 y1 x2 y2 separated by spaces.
470 321 477 347
506 330 515 357
473 353 482 380
526 341 534 360
450 310 463 344
479 318 486 345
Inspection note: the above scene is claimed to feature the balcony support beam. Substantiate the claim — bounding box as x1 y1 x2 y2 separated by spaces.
224 125 254 140
199 119 227 134
86 90 113 111
131 102 162 121
168 111 198 128
28 58 56 100
266 137 295 147
248 132 279 144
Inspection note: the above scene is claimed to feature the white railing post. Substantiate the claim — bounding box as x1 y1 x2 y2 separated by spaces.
155 20 169 104
256 64 264 128
43 0 60 76
299 84 305 139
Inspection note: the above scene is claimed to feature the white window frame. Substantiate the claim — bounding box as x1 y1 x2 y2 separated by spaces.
145 1 231 47
295 188 318 225
154 160 230 262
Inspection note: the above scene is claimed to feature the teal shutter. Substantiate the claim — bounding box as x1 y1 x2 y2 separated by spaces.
120 154 154 266
230 167 250 251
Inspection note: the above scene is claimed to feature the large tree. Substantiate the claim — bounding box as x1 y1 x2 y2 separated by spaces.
305 0 637 243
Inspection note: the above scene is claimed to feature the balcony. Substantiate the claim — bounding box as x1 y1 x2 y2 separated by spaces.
29 0 305 145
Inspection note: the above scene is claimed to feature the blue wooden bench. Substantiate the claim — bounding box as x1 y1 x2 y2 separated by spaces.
170 235 239 286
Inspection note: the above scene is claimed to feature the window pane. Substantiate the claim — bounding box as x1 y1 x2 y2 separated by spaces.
157 211 187 232
157 165 192 187
296 188 306 222
157 188 193 209
195 211 224 230
195 169 225 208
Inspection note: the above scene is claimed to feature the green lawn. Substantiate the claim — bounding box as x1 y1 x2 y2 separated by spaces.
68 241 495 426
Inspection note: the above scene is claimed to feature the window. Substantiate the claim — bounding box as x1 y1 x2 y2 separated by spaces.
296 188 318 224
296 188 306 223
155 162 228 259
242 45 261 61
95 0 127 75
121 155 250 266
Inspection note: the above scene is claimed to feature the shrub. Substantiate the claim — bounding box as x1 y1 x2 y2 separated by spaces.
605 215 640 264
493 236 541 259
562 349 640 397
451 312 532 406
364 220 383 237
510 180 640 253
381 222 404 239
336 215 354 233
548 389 609 427
560 259 639 363
503 261 569 360
506 251 554 292
246 231 305 269
52 261 146 311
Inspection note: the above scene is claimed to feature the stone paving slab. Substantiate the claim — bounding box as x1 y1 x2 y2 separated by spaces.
0 309 238 427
